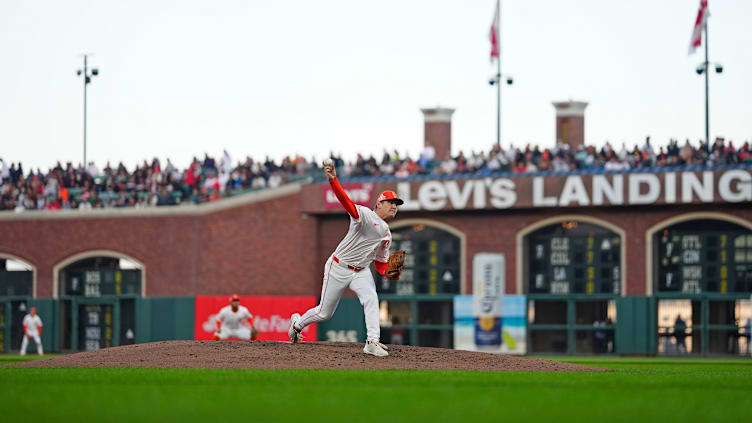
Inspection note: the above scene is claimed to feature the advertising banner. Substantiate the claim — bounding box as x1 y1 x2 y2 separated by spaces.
472 253 504 348
194 296 317 341
454 294 527 354
321 182 375 210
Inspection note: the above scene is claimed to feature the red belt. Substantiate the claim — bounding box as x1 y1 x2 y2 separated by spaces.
333 256 363 272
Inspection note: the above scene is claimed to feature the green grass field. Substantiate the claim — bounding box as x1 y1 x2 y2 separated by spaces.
1 355 750 423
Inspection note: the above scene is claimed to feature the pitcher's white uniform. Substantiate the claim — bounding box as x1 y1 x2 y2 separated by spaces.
20 312 43 356
295 204 390 342
216 305 254 340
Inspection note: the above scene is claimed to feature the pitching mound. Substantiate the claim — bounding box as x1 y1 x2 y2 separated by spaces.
9 340 603 371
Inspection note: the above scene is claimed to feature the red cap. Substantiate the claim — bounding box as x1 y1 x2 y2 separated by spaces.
230 294 240 302
377 190 404 205
30 307 37 313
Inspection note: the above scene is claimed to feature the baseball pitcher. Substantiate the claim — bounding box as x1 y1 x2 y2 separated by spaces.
214 294 258 340
288 159 406 357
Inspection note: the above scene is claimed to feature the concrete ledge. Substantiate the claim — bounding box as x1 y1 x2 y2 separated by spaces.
0 183 303 221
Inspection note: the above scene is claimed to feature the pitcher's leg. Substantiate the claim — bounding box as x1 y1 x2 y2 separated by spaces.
349 270 380 342
296 259 348 330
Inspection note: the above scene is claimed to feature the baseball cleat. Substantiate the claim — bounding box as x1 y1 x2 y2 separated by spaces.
363 339 388 357
288 313 301 343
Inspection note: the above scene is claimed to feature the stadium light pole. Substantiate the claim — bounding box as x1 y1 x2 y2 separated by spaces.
695 22 722 153
77 55 99 169
489 73 513 147
488 2 512 147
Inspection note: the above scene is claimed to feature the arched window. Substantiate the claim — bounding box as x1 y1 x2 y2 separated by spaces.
0 255 35 297
54 251 144 351
0 255 36 353
522 219 623 354
653 218 752 356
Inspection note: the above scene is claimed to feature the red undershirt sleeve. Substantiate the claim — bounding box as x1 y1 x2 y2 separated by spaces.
329 177 359 219
374 260 388 276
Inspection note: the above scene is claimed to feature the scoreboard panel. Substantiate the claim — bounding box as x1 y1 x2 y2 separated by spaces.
374 225 460 295
528 221 621 295
78 303 114 351
656 220 752 294
63 269 141 297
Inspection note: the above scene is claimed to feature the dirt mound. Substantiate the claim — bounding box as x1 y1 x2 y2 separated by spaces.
8 340 604 371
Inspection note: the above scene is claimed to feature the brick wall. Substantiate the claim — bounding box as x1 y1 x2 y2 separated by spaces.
425 121 451 161
1 188 750 299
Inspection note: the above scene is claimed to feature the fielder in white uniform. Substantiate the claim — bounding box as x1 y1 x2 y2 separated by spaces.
289 160 402 357
20 307 43 356
214 295 256 340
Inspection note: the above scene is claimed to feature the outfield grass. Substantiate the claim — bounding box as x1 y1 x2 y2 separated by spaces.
1 355 750 423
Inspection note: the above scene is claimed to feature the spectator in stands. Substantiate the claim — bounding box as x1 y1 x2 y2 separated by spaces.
2 136 750 212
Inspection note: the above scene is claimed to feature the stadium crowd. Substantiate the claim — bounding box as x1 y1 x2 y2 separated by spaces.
1 137 749 212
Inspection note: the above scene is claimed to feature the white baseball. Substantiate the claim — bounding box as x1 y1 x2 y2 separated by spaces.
322 158 333 167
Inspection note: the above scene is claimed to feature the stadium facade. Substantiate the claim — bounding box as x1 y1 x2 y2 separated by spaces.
1 166 750 355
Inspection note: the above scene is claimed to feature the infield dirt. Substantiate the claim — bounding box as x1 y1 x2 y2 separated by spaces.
8 340 604 371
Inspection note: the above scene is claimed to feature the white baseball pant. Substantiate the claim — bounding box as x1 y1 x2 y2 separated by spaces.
296 255 380 342
20 333 43 356
218 327 251 340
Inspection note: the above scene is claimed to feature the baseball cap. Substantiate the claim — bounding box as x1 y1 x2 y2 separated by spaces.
30 307 37 312
230 294 240 302
377 190 403 205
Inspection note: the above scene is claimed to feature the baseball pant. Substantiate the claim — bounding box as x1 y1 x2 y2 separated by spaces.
20 333 43 356
296 255 380 342
218 327 252 340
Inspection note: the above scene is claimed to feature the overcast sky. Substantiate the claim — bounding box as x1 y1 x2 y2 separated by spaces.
1 0 750 171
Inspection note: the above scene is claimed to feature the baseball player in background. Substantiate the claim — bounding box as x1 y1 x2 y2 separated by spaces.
20 306 43 356
288 159 404 357
214 295 258 340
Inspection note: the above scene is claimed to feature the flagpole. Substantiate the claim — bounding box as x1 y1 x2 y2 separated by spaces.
704 21 709 153
496 2 502 147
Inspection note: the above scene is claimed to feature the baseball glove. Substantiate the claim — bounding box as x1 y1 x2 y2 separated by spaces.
251 326 259 340
386 250 406 280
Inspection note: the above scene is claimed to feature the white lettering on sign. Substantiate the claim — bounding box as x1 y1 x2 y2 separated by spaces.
681 171 714 203
446 181 474 210
397 182 420 211
419 181 448 211
664 173 677 203
397 179 516 211
628 173 661 204
592 175 623 206
489 179 516 208
325 330 358 342
718 170 752 202
473 180 487 209
386 170 750 211
559 176 590 206
322 183 374 210
533 177 557 207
